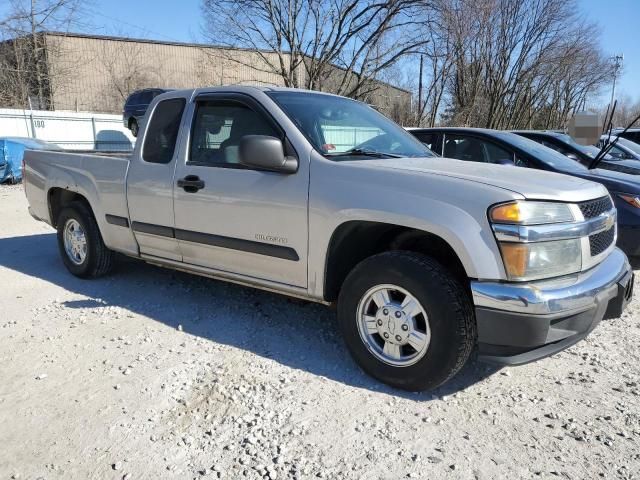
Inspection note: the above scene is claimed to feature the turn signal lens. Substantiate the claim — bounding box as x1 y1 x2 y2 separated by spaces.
490 203 522 223
499 243 528 278
617 194 640 209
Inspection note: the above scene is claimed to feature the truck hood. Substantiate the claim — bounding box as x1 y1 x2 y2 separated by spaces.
347 157 608 202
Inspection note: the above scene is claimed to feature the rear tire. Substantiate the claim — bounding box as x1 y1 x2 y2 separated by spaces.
337 251 475 391
56 201 114 278
130 119 139 137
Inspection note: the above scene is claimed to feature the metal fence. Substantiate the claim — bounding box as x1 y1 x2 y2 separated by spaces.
0 108 135 151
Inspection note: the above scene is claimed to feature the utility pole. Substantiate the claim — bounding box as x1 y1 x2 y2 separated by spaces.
417 55 423 126
609 54 624 108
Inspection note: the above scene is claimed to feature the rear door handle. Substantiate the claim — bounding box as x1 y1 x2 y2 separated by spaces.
177 175 205 192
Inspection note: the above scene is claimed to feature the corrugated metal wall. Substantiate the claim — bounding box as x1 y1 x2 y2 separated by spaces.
46 35 293 112
43 34 409 115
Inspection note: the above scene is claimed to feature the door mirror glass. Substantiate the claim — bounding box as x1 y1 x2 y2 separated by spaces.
239 135 298 173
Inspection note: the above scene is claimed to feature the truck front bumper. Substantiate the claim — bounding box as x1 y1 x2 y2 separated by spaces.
471 247 633 365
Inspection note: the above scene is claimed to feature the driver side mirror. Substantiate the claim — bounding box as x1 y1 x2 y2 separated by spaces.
239 135 298 174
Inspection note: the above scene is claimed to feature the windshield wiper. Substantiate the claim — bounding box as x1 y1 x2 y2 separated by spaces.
326 148 402 158
591 104 640 170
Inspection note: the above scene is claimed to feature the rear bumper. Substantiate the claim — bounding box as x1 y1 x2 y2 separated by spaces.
470 248 633 365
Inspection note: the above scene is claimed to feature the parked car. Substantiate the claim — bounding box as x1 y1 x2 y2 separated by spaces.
0 137 62 184
597 135 640 161
123 88 172 137
24 88 632 391
512 130 640 175
612 127 640 145
409 127 640 257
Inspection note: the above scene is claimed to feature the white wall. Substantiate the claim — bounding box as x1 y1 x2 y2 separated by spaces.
0 108 135 151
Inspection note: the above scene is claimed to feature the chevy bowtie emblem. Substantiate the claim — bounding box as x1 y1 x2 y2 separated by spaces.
604 214 615 230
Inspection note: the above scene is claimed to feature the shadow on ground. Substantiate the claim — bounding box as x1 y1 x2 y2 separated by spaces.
0 233 500 399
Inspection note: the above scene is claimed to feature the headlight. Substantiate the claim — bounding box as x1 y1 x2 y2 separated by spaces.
490 200 583 281
499 239 582 281
490 201 576 224
616 193 640 209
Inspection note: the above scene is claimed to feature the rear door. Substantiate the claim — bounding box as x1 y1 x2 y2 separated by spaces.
171 93 309 287
126 95 188 260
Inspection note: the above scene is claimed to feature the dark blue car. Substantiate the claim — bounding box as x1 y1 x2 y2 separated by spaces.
409 127 640 256
512 130 640 175
123 88 172 137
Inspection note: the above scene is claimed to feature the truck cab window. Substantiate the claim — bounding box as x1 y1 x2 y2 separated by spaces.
142 98 186 164
189 102 279 166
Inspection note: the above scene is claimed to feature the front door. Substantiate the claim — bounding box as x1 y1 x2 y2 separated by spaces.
172 94 308 287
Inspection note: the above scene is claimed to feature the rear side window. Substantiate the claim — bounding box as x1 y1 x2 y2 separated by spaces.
443 134 512 164
444 135 484 161
142 98 186 164
483 141 513 163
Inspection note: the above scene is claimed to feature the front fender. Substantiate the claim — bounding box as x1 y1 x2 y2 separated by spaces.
307 156 523 298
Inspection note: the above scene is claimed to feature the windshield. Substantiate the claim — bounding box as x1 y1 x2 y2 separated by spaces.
267 91 433 159
556 133 614 160
494 132 588 172
576 143 611 159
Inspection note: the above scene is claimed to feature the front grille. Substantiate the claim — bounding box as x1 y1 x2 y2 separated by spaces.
589 227 615 256
578 196 613 219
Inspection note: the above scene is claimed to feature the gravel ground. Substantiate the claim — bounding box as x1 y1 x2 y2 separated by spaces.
1 184 639 480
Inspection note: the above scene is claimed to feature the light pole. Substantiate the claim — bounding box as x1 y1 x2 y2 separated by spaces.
609 54 624 107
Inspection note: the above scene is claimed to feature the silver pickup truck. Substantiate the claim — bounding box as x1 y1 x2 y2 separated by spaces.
24 87 634 391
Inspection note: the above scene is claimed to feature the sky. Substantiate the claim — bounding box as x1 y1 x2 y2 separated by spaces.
581 0 639 103
2 0 638 103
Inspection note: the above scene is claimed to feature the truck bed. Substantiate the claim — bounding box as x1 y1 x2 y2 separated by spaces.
24 149 137 255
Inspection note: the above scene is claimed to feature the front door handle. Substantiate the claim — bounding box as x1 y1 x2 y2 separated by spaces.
177 175 205 193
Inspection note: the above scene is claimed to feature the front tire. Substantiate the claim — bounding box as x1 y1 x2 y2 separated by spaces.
337 251 476 391
56 202 114 278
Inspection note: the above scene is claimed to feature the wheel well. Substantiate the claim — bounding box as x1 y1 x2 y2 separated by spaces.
48 188 93 227
324 221 468 302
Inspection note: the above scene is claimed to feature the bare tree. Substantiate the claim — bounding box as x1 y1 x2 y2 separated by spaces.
421 0 610 130
200 0 428 100
0 0 83 109
593 94 640 129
